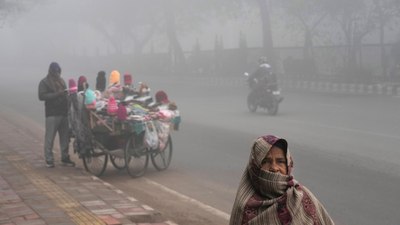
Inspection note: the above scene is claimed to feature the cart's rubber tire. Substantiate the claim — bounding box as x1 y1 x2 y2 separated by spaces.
151 135 173 171
125 134 148 178
82 148 108 177
110 155 126 170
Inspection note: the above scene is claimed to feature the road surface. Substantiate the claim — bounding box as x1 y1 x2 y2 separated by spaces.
2 72 400 225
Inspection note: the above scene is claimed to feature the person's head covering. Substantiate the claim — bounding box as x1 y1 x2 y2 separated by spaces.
253 135 292 175
109 70 121 86
48 62 61 76
78 76 88 92
46 62 65 91
68 78 77 94
96 71 106 92
123 73 133 86
155 90 169 104
229 134 334 225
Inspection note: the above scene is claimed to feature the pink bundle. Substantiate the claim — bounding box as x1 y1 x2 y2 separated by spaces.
68 78 77 94
157 109 173 121
107 96 118 116
117 103 127 121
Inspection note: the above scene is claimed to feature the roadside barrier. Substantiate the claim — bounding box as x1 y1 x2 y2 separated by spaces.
279 79 400 97
172 75 400 97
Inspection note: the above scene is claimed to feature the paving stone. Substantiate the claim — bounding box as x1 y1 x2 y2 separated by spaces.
14 219 46 225
0 213 11 223
113 203 139 209
111 213 125 219
91 208 119 215
80 200 107 207
24 214 40 220
99 215 122 225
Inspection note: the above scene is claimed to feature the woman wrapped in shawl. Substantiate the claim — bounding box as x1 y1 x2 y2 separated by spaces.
229 135 334 225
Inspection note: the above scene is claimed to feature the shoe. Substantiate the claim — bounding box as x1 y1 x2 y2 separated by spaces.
46 161 55 168
61 157 76 167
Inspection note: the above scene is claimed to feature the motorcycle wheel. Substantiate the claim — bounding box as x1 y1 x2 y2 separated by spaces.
247 94 258 113
267 99 279 115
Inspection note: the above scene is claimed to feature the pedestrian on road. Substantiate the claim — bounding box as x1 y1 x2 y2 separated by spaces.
38 62 75 168
229 134 334 225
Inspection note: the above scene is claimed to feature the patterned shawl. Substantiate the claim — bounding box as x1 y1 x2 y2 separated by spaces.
229 135 334 225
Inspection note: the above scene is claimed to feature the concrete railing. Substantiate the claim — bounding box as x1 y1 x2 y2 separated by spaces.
281 79 400 97
171 76 400 97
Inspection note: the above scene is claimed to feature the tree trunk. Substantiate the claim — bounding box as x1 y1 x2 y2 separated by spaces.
379 22 386 79
304 29 313 60
378 8 387 79
164 3 186 72
257 0 276 69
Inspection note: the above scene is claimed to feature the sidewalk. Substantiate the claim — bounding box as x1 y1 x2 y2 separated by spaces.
0 108 177 225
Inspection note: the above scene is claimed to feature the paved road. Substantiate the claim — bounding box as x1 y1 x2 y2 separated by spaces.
2 73 400 225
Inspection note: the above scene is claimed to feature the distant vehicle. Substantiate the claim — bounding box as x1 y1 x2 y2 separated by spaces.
244 72 283 115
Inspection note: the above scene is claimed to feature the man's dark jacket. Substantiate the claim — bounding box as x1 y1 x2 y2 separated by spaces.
38 77 68 117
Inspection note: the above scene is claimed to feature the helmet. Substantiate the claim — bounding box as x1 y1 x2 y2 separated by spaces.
258 56 268 65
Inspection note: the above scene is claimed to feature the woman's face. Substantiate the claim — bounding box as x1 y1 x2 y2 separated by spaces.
261 146 288 175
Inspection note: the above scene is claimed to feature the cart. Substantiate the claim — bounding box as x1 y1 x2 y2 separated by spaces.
70 95 180 178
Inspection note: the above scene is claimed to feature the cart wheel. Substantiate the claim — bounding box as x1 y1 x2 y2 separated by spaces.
151 135 173 171
110 155 126 170
82 147 108 177
125 134 148 178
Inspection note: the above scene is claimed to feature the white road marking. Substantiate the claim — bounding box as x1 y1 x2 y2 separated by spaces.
144 178 231 221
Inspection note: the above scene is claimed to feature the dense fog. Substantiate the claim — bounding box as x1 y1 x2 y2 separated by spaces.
1 0 399 86
1 1 400 225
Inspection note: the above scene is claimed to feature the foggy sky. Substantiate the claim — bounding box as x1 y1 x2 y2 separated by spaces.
1 0 399 84
0 0 262 64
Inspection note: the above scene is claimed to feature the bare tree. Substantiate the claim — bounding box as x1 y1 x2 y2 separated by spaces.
160 0 242 73
81 0 240 74
82 1 161 56
371 0 400 77
278 0 327 60
256 0 276 68
327 0 377 80
0 0 36 28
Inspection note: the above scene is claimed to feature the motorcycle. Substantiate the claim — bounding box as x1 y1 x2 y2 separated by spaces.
244 72 283 115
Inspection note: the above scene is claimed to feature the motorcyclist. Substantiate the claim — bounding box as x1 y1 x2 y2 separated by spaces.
248 57 278 100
